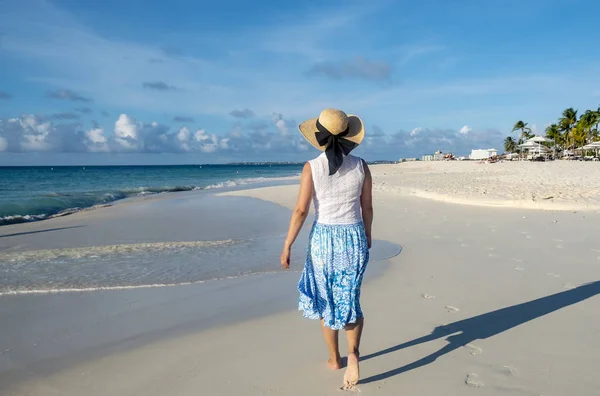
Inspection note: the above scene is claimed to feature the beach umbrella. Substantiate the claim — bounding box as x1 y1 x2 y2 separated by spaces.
582 142 600 157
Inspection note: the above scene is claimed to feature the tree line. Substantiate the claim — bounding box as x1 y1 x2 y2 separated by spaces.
504 107 600 154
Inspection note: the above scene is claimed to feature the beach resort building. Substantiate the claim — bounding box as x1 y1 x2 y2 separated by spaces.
470 148 498 160
421 150 454 161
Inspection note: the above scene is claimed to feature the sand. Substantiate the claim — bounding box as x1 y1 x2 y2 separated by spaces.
372 160 600 211
1 162 600 395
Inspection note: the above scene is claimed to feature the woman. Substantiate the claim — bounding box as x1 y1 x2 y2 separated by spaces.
280 108 373 389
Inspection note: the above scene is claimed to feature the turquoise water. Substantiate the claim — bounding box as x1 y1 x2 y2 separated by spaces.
0 164 303 225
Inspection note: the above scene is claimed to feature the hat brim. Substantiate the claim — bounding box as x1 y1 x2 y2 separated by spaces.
298 115 364 152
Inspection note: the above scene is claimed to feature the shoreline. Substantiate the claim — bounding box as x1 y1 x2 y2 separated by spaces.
0 182 400 296
4 160 600 230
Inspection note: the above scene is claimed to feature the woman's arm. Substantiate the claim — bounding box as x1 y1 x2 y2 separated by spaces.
361 160 373 249
280 162 314 269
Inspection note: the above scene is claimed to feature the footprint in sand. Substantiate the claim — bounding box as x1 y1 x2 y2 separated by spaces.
465 373 484 388
502 365 518 377
488 253 499 258
546 273 561 278
433 235 442 239
514 266 525 271
465 343 483 355
422 293 436 300
460 243 469 248
445 306 460 313
556 244 564 249
563 283 575 290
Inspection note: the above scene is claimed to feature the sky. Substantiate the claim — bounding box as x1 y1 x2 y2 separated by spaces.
1 0 600 165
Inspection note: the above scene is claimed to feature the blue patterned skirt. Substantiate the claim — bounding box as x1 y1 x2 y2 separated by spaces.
298 222 370 330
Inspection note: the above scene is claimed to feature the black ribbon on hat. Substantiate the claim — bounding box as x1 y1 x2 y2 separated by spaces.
315 119 358 175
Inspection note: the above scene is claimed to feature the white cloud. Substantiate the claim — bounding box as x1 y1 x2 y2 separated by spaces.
114 114 140 150
86 128 107 144
197 131 230 153
272 113 289 135
85 127 110 152
15 116 53 151
194 129 209 142
176 127 191 151
410 127 422 137
177 126 190 142
459 125 472 135
0 111 333 158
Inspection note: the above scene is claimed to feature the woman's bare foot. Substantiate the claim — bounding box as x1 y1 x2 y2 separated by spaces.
342 352 360 390
328 356 342 370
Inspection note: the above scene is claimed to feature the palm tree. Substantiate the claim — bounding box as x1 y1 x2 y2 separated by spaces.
512 120 532 159
593 106 600 141
578 110 597 147
572 125 588 154
545 123 561 158
558 108 578 155
504 136 517 153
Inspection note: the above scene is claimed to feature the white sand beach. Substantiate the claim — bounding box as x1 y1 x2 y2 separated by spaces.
1 162 600 395
373 160 600 211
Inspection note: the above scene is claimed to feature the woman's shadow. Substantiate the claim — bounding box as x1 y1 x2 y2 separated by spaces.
360 280 600 384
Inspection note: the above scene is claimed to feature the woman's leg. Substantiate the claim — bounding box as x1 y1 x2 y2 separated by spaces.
343 317 364 387
321 319 341 369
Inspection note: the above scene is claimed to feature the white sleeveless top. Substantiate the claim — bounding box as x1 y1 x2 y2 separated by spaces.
309 153 365 225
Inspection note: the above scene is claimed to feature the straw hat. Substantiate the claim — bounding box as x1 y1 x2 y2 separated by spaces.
298 108 364 151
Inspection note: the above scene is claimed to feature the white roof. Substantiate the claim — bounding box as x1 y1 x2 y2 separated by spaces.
527 136 552 143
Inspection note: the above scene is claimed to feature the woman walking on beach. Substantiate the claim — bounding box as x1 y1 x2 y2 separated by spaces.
280 108 373 389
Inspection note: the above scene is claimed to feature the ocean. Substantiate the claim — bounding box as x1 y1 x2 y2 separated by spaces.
0 164 303 225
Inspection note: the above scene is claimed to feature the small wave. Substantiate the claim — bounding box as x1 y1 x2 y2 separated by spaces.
1 239 236 263
204 175 298 190
0 269 296 297
0 214 49 226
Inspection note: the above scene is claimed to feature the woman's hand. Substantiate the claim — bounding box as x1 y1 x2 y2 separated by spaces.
367 234 372 250
280 246 291 270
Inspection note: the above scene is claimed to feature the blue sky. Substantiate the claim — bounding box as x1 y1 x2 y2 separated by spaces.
1 0 599 165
